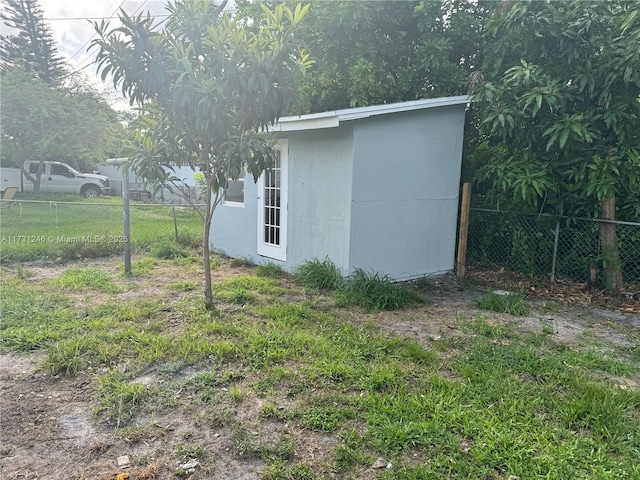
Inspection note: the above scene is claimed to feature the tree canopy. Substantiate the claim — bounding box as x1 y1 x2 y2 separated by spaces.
90 0 312 309
0 0 124 182
471 0 640 289
237 0 495 112
0 68 126 178
472 0 640 217
0 0 66 85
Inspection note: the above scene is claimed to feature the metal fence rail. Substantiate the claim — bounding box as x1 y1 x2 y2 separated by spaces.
467 209 640 284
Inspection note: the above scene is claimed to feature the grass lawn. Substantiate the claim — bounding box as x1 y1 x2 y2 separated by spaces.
0 193 202 263
1 251 639 479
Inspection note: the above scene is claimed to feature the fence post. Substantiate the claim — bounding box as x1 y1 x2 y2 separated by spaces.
550 220 560 282
172 205 179 243
122 168 132 276
456 182 471 279
107 158 131 276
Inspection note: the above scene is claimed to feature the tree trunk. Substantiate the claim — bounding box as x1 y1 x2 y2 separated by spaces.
203 185 215 311
599 196 624 291
21 162 42 192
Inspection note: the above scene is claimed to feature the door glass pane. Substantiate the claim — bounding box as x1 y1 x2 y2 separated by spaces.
263 150 281 246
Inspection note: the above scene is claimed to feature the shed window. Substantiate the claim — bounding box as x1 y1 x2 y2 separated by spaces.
224 175 244 206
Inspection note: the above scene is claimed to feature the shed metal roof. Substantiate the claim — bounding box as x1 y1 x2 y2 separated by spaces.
270 95 469 132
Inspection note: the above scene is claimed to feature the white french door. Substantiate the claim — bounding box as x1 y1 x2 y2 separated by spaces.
257 139 288 261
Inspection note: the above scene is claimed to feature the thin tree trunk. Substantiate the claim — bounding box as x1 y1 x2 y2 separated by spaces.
599 196 624 291
203 182 214 310
21 166 41 192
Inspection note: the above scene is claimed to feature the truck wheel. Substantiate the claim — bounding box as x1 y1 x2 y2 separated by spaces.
82 185 100 198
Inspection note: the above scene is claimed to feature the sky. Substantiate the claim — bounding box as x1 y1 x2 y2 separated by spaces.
1 1 232 109
37 0 171 106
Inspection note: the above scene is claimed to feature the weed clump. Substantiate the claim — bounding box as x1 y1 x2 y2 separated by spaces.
95 371 146 427
169 281 198 291
177 231 202 249
477 290 529 316
53 266 120 293
230 257 254 267
150 241 190 259
295 257 344 291
296 258 425 311
340 269 425 311
256 263 285 278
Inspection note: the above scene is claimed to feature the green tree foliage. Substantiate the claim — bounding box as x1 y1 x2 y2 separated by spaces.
237 0 494 112
0 68 125 189
414 0 495 97
0 0 123 186
472 0 640 289
0 0 66 85
90 0 312 310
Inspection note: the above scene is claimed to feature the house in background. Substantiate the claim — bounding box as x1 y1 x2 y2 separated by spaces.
210 95 468 280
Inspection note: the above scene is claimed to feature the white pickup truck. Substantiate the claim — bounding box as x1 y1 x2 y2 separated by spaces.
0 161 110 197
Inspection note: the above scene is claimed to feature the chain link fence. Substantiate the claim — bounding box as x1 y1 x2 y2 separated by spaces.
467 208 640 284
0 199 204 264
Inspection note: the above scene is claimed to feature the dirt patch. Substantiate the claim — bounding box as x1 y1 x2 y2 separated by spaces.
379 282 639 353
467 264 640 314
0 359 266 480
1 259 638 479
0 362 111 480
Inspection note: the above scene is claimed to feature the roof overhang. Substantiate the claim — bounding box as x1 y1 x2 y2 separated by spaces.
269 95 470 133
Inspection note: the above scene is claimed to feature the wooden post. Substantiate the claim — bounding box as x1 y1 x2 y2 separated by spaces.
550 220 560 282
456 182 471 278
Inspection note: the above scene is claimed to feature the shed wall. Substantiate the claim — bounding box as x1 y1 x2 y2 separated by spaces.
349 105 466 280
209 172 258 262
286 126 354 273
210 125 354 272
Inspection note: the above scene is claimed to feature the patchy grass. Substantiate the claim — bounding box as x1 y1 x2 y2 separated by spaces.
477 289 529 315
169 281 198 292
0 257 639 479
52 266 122 293
96 370 147 427
211 275 286 306
230 257 254 267
255 262 285 278
150 241 191 260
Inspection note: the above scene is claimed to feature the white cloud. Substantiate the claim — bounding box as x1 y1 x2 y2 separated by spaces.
36 1 169 104
5 0 233 108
